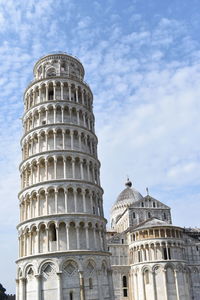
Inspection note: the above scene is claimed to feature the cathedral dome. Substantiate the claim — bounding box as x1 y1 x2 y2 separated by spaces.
116 180 143 204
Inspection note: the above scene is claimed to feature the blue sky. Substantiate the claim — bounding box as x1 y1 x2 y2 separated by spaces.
1 0 200 293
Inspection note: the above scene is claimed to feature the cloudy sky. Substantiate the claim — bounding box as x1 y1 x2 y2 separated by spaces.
1 0 200 293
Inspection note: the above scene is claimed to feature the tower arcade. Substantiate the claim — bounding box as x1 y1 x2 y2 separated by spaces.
16 53 114 300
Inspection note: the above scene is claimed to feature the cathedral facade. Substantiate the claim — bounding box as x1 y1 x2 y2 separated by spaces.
107 180 200 300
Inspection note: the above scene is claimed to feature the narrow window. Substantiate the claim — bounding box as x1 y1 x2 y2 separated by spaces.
163 212 167 220
49 90 53 100
141 202 144 207
70 291 73 300
163 247 168 260
133 212 136 218
197 246 199 251
148 212 151 218
122 276 127 287
168 248 171 259
89 278 93 289
153 202 156 208
122 276 128 297
144 250 147 261
138 251 141 262
123 289 128 297
122 239 124 244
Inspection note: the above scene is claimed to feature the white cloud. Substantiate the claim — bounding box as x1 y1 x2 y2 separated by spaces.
0 0 200 293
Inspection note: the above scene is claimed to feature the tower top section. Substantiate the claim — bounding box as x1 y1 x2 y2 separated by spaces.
33 52 85 81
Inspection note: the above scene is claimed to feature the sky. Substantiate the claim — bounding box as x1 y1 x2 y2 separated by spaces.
0 0 200 294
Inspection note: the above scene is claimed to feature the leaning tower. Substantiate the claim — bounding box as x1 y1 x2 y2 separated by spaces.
16 53 114 300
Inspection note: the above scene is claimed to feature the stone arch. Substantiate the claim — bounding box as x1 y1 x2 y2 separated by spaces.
62 260 80 299
100 261 110 299
68 222 77 250
46 67 56 78
39 223 47 253
49 222 57 252
85 259 97 298
153 265 165 300
25 264 35 277
58 222 67 251
164 264 176 300
17 267 23 278
40 261 58 300
67 187 75 212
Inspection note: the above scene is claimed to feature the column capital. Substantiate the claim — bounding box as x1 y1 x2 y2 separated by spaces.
19 277 27 282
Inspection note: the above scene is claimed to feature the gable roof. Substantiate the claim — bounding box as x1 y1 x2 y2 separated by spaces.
129 195 170 209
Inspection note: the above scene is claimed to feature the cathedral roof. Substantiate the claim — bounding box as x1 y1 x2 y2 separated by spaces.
132 217 178 230
115 180 143 205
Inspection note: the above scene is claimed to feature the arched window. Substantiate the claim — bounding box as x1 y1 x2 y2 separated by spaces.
144 270 149 284
46 67 56 77
163 247 168 260
153 202 156 208
49 223 57 241
48 89 53 100
148 212 151 218
133 212 136 218
89 278 93 289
